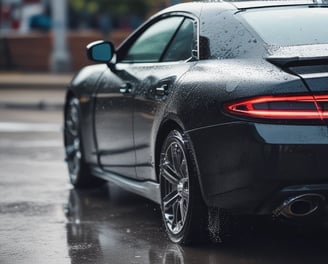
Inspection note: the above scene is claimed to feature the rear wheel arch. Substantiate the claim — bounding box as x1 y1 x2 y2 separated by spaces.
155 119 183 182
157 127 234 244
158 129 211 244
155 118 207 202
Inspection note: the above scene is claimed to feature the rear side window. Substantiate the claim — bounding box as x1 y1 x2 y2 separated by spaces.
240 7 328 46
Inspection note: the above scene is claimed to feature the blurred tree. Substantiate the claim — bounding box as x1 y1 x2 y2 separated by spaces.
68 0 148 30
69 0 148 17
99 0 148 17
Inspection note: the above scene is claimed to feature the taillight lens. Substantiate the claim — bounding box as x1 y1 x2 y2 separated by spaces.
225 95 328 120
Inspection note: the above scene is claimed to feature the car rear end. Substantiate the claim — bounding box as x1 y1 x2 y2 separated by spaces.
188 1 328 220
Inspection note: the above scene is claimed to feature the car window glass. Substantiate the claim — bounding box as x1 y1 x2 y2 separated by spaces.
121 16 184 63
241 7 328 46
162 18 194 62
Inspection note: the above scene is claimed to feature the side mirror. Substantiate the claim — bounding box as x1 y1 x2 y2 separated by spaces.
86 40 114 62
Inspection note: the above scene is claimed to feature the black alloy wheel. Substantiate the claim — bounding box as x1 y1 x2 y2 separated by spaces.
64 97 104 188
159 130 208 245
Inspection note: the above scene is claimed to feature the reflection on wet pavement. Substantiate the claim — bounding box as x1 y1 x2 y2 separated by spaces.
0 109 328 264
65 186 165 264
65 185 328 264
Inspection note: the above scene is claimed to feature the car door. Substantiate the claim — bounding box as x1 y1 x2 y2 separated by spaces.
117 15 197 181
94 65 136 179
94 16 185 179
94 14 197 180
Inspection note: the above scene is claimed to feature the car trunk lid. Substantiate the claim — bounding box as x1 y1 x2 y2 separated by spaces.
267 45 328 123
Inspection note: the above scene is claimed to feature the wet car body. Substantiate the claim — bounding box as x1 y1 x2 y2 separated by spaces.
65 1 328 244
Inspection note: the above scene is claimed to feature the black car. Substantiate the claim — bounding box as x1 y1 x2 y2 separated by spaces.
64 0 328 244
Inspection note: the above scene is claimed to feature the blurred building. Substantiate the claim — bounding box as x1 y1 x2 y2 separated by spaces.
0 0 192 72
0 0 193 34
0 0 51 34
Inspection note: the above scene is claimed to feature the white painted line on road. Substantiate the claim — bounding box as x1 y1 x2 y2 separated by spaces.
0 122 62 132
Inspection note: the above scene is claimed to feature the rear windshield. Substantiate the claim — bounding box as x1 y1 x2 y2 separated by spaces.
240 6 328 46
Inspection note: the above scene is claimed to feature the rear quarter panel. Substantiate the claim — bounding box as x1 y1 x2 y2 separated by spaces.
162 59 309 208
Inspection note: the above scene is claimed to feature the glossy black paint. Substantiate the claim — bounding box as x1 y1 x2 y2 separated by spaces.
66 1 328 214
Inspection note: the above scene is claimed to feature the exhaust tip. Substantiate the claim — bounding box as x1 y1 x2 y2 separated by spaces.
289 200 314 216
273 193 325 219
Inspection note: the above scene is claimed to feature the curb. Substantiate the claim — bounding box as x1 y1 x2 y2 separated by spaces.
0 101 64 110
0 73 73 90
0 83 68 90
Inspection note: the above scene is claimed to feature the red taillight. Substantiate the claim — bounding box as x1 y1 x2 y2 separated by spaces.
225 95 328 120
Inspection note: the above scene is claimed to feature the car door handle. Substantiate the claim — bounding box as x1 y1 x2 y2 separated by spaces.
155 84 169 96
120 82 133 94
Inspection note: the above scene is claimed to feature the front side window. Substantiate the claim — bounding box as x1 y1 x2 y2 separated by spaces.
121 16 184 63
162 18 195 62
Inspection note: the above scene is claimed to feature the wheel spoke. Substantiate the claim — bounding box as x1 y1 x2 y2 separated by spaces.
65 120 76 134
69 106 78 123
181 189 189 201
172 202 180 230
163 190 179 211
65 144 76 157
162 164 180 185
171 144 181 173
179 200 186 223
179 160 187 179
66 102 79 136
65 128 75 138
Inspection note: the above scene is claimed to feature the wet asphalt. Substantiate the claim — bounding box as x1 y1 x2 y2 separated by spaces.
1 107 328 264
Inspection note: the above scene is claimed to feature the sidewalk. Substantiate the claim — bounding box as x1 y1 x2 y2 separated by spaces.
0 72 73 110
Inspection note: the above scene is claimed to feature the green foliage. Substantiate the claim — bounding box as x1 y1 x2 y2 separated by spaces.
69 0 148 16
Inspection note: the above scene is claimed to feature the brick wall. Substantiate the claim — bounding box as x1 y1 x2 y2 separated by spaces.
1 30 130 72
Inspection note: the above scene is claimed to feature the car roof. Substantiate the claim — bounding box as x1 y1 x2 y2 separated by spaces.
156 0 325 17
228 0 320 9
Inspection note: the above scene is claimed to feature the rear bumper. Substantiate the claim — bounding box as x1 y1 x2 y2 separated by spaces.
187 122 328 214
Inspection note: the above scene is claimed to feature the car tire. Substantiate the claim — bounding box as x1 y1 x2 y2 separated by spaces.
159 130 210 245
64 97 104 188
159 130 233 245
